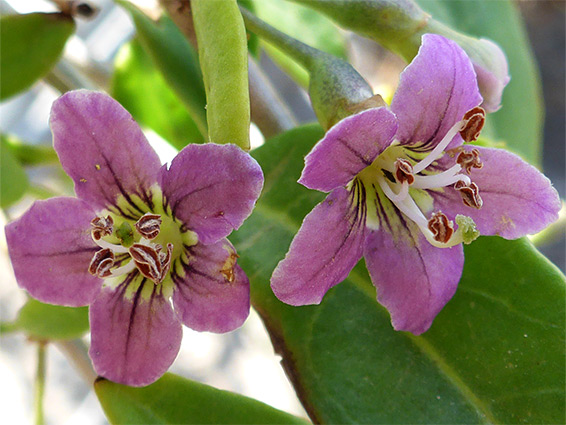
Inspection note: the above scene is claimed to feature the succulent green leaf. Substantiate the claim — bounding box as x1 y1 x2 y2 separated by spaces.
232 125 565 424
0 12 75 100
1 136 29 208
192 0 250 149
112 39 204 149
94 373 309 424
117 1 208 139
14 299 89 340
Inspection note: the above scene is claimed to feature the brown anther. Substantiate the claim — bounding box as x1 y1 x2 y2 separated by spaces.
159 244 174 281
457 148 483 174
428 212 454 244
454 181 483 209
394 159 415 185
459 106 485 142
135 213 162 239
129 244 162 283
88 248 115 278
91 215 113 240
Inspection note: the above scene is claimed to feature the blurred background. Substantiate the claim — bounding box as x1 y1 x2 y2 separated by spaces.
1 0 564 423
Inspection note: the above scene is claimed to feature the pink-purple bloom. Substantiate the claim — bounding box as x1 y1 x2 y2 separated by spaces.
270 34 560 334
6 90 263 386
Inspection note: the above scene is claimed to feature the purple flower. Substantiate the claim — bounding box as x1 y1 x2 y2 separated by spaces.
270 34 560 335
6 90 263 386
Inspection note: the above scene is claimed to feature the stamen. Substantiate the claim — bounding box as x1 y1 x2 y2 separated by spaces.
413 119 465 174
381 182 429 229
459 107 485 142
412 165 471 189
159 243 174 280
377 175 409 203
110 261 136 278
457 149 483 174
94 237 129 253
455 181 483 209
88 248 115 278
129 243 162 283
395 159 415 184
135 213 162 239
428 212 454 243
91 215 113 240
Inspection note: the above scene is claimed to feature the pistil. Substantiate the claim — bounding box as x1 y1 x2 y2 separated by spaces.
369 107 486 248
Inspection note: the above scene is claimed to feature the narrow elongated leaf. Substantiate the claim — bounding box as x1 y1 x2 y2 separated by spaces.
414 0 543 165
192 0 250 149
14 299 89 340
117 1 208 139
112 39 203 149
95 373 309 424
0 13 75 100
232 125 565 424
1 136 29 207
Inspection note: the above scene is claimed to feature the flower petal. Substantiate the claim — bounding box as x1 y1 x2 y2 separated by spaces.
433 146 561 239
5 197 101 306
471 38 510 113
50 90 162 214
271 188 366 305
391 34 482 150
364 225 463 335
299 107 398 192
172 239 249 333
160 143 263 245
89 277 182 387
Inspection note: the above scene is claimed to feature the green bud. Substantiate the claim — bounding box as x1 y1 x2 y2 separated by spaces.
308 54 375 129
240 6 376 130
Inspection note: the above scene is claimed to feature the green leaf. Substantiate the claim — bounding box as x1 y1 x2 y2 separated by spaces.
415 0 543 165
192 0 250 149
14 299 89 340
2 134 58 166
253 0 347 87
0 13 75 100
94 373 309 424
232 125 565 424
112 39 203 149
117 1 208 139
1 136 29 208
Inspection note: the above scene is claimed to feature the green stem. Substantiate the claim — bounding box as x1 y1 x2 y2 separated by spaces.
239 6 320 71
34 342 47 425
0 321 19 335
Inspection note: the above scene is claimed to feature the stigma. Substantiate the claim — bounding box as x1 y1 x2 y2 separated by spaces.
368 107 485 248
88 212 174 284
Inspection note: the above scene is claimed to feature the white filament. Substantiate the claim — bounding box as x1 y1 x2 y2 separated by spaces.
412 120 464 173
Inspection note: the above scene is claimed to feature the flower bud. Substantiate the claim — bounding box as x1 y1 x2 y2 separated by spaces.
240 6 375 129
